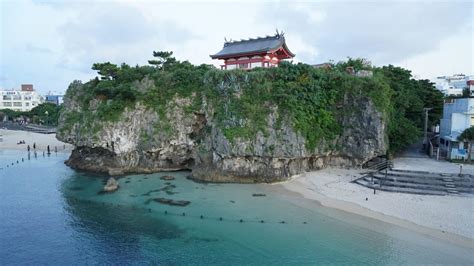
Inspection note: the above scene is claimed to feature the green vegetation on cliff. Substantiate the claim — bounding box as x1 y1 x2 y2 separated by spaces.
60 52 442 154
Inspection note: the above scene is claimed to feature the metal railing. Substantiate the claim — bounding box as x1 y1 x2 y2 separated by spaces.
364 159 393 172
361 160 393 191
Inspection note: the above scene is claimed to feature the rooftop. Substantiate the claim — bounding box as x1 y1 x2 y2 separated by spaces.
210 33 295 59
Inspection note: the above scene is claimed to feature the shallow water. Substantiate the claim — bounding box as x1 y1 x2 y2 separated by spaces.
0 149 472 264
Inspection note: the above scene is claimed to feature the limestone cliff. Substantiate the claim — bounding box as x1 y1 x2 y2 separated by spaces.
57 66 388 183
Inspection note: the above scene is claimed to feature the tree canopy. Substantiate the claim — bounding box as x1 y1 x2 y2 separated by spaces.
458 126 474 142
148 51 177 70
457 126 474 162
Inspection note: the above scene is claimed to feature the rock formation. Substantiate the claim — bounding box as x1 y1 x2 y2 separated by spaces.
57 74 387 183
103 177 119 192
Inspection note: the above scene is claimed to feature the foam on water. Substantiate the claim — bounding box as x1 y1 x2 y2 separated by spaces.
0 149 472 264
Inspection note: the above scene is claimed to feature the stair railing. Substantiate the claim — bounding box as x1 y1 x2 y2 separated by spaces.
362 160 393 189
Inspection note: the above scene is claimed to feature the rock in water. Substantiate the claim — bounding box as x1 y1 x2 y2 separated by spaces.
153 198 190 206
160 175 175 180
103 177 119 192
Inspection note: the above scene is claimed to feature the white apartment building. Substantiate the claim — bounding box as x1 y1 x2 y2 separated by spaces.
439 98 474 160
435 74 474 96
0 84 44 112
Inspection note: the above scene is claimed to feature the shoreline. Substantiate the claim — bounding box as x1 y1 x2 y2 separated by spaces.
276 168 473 249
0 129 73 152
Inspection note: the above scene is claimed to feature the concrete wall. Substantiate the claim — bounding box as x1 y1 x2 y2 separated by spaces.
440 98 474 139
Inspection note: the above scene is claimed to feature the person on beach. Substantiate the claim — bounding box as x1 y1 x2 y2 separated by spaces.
47 145 50 155
27 145 30 152
33 142 36 150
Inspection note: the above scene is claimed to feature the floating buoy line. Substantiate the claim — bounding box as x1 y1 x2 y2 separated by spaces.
67 197 310 225
1 149 59 171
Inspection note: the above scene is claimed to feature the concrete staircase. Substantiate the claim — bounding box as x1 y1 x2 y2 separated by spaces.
354 169 474 196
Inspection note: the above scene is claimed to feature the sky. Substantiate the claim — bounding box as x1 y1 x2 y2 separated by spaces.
0 0 473 95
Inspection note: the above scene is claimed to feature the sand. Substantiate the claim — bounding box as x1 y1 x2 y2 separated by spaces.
280 162 474 248
0 129 73 152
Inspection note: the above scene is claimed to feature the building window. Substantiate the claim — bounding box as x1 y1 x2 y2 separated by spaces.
13 102 22 107
440 139 445 145
446 140 449 147
471 116 474 126
238 63 249 69
3 102 12 107
250 62 261 68
444 98 455 104
25 102 30 107
3 95 11 100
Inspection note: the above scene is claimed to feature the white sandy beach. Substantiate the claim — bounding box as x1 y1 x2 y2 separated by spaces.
280 159 474 248
0 129 73 152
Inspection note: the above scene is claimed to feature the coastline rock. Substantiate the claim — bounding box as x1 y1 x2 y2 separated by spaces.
108 168 124 176
103 177 119 192
58 84 387 183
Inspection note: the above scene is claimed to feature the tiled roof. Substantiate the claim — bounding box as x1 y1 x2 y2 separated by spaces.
210 34 294 59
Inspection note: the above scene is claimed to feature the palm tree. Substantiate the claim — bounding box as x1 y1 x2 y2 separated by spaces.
457 126 474 162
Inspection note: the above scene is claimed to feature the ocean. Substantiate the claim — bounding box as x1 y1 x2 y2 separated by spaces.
0 149 472 264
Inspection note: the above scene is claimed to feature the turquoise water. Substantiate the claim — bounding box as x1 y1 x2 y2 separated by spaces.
0 149 472 264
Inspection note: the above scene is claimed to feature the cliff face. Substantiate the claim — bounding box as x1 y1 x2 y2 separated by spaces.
57 80 387 183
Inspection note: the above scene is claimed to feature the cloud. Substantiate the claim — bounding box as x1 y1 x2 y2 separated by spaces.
24 43 53 54
58 4 157 48
261 1 472 66
0 0 472 94
398 23 473 79
1 0 205 93
54 2 199 72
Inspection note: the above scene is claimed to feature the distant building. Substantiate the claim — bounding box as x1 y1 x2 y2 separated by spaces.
468 80 474 97
439 98 474 160
0 84 44 112
45 94 64 105
210 32 295 70
435 74 473 96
